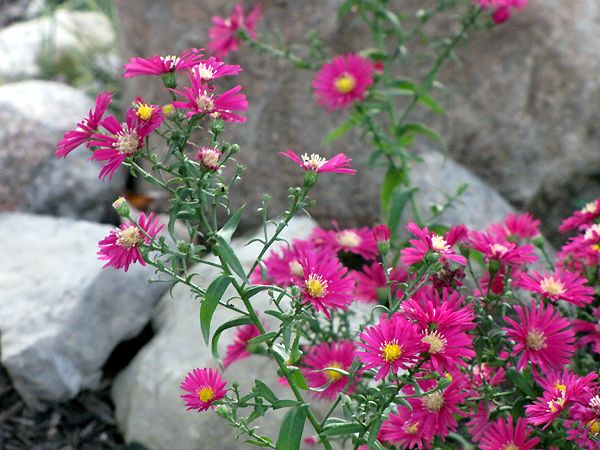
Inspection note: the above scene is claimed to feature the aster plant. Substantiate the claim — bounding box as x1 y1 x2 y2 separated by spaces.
53 0 600 449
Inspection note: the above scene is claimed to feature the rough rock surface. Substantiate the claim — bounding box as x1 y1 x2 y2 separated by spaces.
114 0 598 236
0 80 125 222
0 213 167 408
112 218 327 450
0 9 116 81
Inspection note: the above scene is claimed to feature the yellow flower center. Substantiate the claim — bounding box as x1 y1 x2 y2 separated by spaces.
196 93 214 112
380 341 402 363
502 443 519 450
547 395 565 413
116 226 142 249
422 391 444 413
301 153 326 171
306 274 328 298
588 419 600 436
554 382 566 393
324 362 344 382
163 104 174 115
289 259 304 277
422 331 447 354
431 235 450 252
115 128 139 155
540 276 566 296
136 103 154 121
198 386 215 403
403 422 419 435
490 243 509 256
334 73 356 94
583 202 598 214
336 231 361 248
525 329 547 350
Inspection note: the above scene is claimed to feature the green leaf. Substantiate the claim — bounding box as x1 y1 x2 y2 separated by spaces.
247 332 278 346
255 380 280 404
396 123 446 151
272 400 301 410
211 317 254 363
213 235 248 282
388 187 418 237
200 275 233 345
380 167 407 213
418 93 446 114
368 418 384 448
276 406 307 450
244 439 272 447
289 369 309 390
217 204 246 244
245 284 273 298
322 114 359 145
321 423 366 436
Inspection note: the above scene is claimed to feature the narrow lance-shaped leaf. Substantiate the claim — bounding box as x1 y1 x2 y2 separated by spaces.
217 204 246 244
211 316 254 363
276 405 307 450
200 275 232 344
212 235 248 282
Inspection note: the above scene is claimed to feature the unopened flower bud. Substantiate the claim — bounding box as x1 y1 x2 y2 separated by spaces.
161 72 177 89
373 224 391 254
197 146 222 171
162 103 174 116
215 404 232 418
112 197 130 218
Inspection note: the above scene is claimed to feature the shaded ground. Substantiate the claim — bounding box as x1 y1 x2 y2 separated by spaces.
0 364 144 450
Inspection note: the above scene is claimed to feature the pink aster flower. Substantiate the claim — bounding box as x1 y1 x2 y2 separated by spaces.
380 405 427 449
123 48 204 78
402 288 475 374
180 367 227 412
302 340 357 400
503 300 575 372
468 230 537 268
132 97 165 129
560 198 600 233
296 249 354 318
357 314 424 381
171 69 247 122
489 212 541 241
466 401 496 443
191 57 242 82
311 224 378 260
349 262 407 304
515 270 594 307
208 3 261 58
55 91 112 158
222 323 262 369
373 224 391 243
250 239 316 287
480 417 540 450
565 418 600 449
401 223 467 267
280 149 356 174
197 146 222 171
312 53 374 111
474 0 528 24
573 307 600 354
88 107 162 180
97 211 163 272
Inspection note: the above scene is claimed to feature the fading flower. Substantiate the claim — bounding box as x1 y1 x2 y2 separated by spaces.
123 48 205 78
280 149 356 174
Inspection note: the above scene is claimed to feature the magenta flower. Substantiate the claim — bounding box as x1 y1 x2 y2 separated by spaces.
208 3 261 58
222 323 262 369
302 340 357 400
515 270 594 307
468 230 537 268
191 57 242 82
97 212 163 272
196 146 222 171
466 401 496 444
380 405 426 449
311 225 378 260
401 223 467 266
473 0 528 24
123 48 204 78
489 212 541 241
573 307 600 354
565 387 600 447
55 91 112 158
180 367 227 412
402 288 475 374
503 300 575 372
372 224 391 243
349 262 407 304
171 69 247 122
560 198 600 233
480 417 539 450
250 239 315 287
89 108 162 180
280 149 356 174
296 249 354 318
357 314 424 381
312 53 374 111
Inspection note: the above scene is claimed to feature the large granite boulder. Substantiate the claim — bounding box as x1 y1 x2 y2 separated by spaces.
114 0 597 237
0 213 168 408
0 81 126 222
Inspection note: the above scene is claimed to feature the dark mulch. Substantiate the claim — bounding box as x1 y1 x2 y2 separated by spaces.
0 365 146 450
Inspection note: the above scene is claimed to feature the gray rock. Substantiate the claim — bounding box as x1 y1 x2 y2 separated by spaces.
112 217 327 450
0 213 167 407
0 9 116 81
0 80 125 222
114 0 596 237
